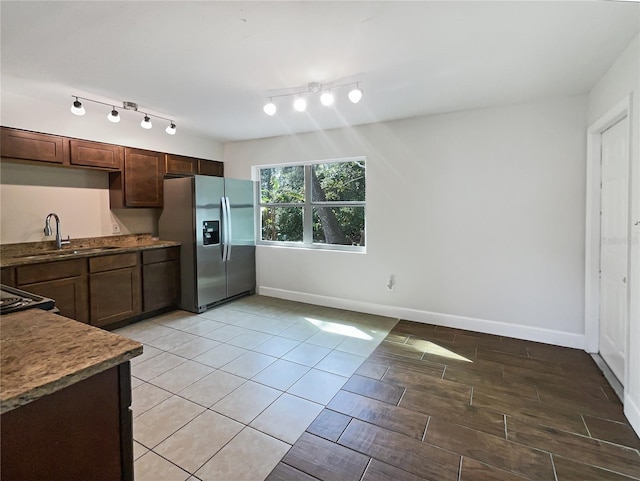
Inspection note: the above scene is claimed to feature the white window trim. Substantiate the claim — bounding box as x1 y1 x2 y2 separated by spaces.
253 156 366 252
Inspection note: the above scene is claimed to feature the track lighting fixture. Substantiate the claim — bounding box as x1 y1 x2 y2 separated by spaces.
70 95 176 135
348 84 363 104
263 99 277 116
71 97 86 116
293 96 307 112
320 91 335 106
262 81 363 116
107 108 120 123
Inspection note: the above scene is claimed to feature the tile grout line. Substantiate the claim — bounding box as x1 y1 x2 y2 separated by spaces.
581 413 593 438
358 458 373 481
503 414 508 440
336 417 355 444
396 387 407 407
457 456 463 481
421 416 431 442
550 453 559 481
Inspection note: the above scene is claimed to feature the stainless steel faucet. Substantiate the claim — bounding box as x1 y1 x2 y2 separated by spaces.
44 213 71 249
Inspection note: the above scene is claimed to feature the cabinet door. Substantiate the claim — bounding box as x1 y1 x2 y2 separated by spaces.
16 259 89 323
165 154 196 176
69 139 123 170
110 148 164 208
142 260 180 312
0 127 67 164
90 266 141 328
20 277 89 323
197 159 224 177
1 365 130 481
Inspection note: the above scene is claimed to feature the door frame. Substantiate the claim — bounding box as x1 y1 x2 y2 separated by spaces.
585 94 632 390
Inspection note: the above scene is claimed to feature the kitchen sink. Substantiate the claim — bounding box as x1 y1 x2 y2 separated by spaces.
14 246 120 258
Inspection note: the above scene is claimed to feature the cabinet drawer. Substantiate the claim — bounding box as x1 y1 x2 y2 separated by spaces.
69 140 123 170
16 259 86 285
1 127 67 164
90 253 138 273
142 247 180 265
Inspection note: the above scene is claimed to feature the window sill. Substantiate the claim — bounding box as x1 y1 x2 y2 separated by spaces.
256 242 366 254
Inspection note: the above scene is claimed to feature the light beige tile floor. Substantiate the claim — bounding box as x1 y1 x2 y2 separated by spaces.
115 295 397 481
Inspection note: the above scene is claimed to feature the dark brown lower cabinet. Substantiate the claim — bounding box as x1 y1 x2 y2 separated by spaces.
89 253 141 328
1 363 134 481
142 246 180 312
21 276 89 323
4 246 178 328
14 258 89 323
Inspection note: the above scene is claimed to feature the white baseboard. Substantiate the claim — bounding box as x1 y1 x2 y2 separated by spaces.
258 287 586 349
624 393 640 438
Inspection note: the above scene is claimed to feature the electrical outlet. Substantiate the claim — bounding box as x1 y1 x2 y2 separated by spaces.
112 222 121 234
387 274 395 292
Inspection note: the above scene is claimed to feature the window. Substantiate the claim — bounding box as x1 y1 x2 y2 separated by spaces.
258 157 366 250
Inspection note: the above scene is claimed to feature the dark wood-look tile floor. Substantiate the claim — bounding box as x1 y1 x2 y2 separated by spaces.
266 320 640 481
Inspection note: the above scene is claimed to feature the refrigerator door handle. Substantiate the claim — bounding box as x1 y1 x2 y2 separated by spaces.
225 196 233 261
221 197 229 261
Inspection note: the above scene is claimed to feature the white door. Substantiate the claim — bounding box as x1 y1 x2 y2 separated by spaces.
599 115 629 384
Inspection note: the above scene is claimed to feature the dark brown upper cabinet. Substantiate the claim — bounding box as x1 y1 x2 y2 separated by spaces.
165 153 196 176
198 159 224 177
165 153 224 178
109 148 164 208
69 139 123 170
0 127 67 164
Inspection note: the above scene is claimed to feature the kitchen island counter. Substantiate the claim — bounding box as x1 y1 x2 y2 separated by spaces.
0 308 142 414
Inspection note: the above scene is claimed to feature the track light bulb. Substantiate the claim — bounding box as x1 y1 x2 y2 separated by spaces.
263 101 277 116
348 86 363 104
71 98 85 116
141 115 152 129
107 108 120 123
320 91 335 106
166 122 176 135
293 96 307 112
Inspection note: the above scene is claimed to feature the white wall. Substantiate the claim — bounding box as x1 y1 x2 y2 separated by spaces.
0 90 223 244
588 34 640 435
224 95 588 347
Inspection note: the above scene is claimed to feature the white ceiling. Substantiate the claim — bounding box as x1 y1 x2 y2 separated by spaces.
1 1 638 142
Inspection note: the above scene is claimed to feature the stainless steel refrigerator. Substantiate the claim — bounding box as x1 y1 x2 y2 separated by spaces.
158 176 256 313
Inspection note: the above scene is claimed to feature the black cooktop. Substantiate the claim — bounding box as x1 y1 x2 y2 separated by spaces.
0 285 55 314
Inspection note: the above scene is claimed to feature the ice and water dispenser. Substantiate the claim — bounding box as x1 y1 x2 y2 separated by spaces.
202 221 220 245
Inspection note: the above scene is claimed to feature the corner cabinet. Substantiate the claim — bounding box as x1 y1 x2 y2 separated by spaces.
109 148 164 208
14 259 89 323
